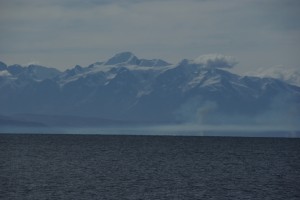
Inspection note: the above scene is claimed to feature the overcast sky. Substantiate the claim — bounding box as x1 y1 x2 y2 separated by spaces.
0 0 299 73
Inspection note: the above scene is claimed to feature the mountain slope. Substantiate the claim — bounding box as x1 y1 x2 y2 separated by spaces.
0 53 299 125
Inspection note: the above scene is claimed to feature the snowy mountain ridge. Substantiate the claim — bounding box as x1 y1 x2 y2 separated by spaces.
1 52 299 125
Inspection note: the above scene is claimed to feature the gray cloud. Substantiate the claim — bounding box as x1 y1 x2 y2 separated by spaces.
0 0 299 71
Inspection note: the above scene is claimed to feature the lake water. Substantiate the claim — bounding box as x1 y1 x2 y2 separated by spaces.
1 134 300 199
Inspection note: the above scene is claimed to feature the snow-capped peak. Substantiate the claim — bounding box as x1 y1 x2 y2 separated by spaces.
104 52 171 67
105 52 139 65
138 59 171 67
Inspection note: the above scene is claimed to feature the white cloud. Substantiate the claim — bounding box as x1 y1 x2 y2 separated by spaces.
249 66 300 86
193 54 238 69
0 70 11 76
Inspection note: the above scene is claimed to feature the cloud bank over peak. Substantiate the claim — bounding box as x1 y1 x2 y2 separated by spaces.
249 66 300 86
193 54 238 69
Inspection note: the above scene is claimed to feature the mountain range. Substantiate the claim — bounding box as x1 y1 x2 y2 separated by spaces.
1 52 299 127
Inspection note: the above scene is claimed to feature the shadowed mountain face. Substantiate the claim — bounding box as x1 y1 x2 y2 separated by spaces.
0 52 299 125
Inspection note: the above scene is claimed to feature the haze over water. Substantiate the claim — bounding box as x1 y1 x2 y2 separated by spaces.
1 124 299 138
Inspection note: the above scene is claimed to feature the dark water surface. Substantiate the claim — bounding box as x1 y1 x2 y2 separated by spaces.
1 134 300 200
